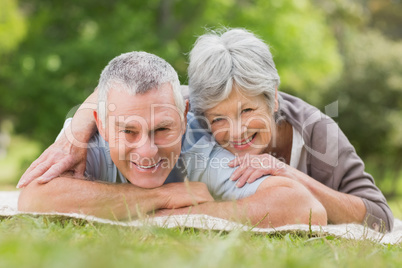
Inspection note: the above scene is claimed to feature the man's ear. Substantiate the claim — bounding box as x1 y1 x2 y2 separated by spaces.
274 86 279 112
93 110 108 141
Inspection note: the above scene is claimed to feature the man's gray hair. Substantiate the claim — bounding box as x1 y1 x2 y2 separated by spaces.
188 28 280 117
97 51 184 125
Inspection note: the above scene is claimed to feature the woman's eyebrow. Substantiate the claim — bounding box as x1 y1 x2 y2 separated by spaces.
240 102 256 109
204 112 224 117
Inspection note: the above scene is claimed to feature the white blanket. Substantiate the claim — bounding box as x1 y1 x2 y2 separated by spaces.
1 191 401 244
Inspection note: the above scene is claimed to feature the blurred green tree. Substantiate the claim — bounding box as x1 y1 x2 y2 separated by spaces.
0 0 340 148
326 31 402 197
0 0 26 120
316 0 402 196
0 0 26 55
369 0 402 40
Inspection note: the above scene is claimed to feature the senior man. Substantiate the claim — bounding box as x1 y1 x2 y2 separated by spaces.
18 51 327 227
18 52 215 219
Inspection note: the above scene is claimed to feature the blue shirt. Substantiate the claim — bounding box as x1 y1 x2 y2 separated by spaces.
60 114 267 201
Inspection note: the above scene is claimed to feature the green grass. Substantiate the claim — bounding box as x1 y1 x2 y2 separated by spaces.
1 136 402 267
389 199 402 219
0 215 401 268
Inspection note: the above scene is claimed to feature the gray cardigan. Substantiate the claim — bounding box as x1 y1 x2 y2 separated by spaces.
278 92 393 231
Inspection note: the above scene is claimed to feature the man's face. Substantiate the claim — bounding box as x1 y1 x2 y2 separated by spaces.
96 84 186 188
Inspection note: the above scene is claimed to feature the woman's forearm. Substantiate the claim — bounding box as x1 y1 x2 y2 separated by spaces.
64 89 99 147
287 166 366 224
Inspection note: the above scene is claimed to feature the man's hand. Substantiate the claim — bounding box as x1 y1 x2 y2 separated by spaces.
17 132 88 188
158 181 214 209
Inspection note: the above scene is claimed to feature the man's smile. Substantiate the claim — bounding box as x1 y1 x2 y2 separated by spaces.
130 159 163 172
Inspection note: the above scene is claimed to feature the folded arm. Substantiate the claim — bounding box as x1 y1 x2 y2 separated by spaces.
156 176 328 228
228 153 379 226
18 177 213 220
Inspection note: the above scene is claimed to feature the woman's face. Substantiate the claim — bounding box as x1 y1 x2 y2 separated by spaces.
204 88 275 157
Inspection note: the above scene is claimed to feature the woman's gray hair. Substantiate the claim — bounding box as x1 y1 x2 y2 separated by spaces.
188 28 280 117
97 51 184 126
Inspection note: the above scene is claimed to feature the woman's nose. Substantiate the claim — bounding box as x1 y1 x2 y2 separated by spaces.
231 120 247 140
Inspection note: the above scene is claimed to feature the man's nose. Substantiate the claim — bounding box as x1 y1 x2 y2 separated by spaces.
133 135 158 159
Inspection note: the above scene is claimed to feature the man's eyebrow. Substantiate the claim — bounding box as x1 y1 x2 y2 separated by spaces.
155 120 175 128
154 120 175 129
115 121 140 129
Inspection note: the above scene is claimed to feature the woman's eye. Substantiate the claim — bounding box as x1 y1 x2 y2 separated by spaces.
211 117 224 124
241 108 253 114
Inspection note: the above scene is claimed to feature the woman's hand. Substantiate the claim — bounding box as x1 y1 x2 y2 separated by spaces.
228 153 289 188
17 132 88 188
17 89 98 188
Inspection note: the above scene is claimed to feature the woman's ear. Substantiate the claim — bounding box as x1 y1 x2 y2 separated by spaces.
274 86 279 112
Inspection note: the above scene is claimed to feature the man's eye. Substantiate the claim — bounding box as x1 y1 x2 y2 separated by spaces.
121 130 133 134
155 128 169 132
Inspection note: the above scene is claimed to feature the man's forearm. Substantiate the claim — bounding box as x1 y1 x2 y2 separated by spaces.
18 177 163 220
18 177 213 220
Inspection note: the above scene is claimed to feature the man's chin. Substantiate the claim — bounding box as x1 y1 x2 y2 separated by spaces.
126 176 167 189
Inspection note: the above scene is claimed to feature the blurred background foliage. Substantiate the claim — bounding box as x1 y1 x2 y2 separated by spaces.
0 0 401 197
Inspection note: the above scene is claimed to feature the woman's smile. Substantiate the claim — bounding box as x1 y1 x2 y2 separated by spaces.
230 132 257 149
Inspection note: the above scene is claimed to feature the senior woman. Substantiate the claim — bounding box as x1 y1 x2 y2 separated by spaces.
183 28 393 232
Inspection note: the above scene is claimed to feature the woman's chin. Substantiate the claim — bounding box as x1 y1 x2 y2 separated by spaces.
227 147 265 157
